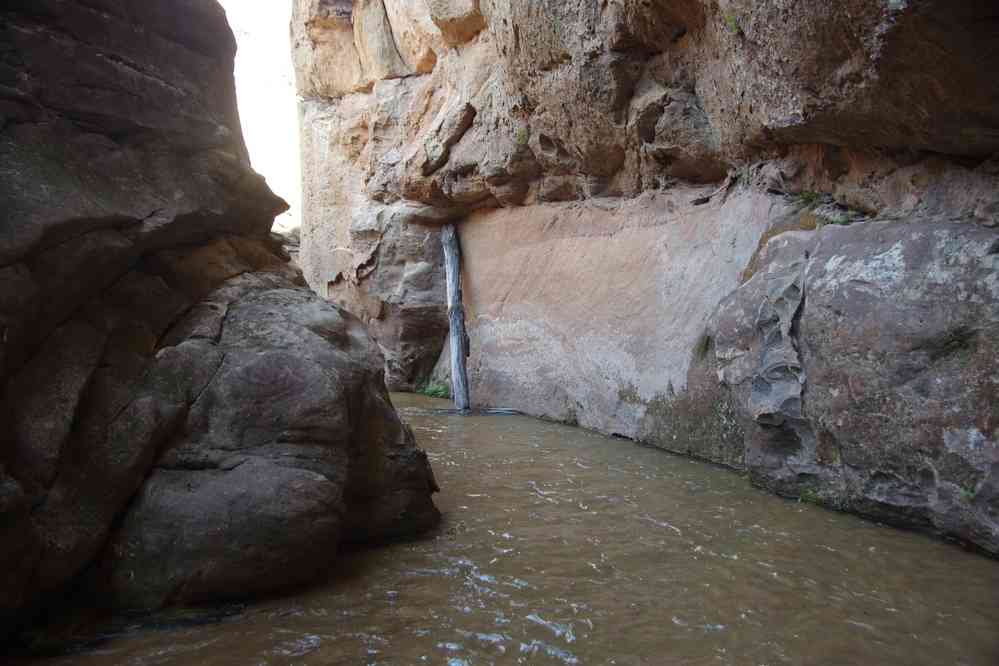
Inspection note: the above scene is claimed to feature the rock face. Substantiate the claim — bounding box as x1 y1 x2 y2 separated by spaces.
458 188 787 441
293 1 998 552
0 0 438 631
709 222 999 551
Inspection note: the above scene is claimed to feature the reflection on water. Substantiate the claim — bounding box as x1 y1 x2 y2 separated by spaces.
20 394 999 665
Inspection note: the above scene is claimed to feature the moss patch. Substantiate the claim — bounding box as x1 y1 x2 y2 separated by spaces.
634 335 748 468
637 389 746 469
415 381 451 399
617 384 643 405
723 13 743 36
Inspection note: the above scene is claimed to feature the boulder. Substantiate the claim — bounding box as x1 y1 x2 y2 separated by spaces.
427 0 486 47
0 0 439 631
708 220 999 551
97 247 439 609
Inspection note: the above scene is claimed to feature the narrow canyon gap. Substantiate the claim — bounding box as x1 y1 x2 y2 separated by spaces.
0 0 997 662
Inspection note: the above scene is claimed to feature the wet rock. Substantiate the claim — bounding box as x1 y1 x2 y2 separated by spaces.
5 320 107 489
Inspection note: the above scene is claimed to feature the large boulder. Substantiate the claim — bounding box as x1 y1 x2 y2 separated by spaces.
0 0 438 631
95 242 439 610
707 220 999 551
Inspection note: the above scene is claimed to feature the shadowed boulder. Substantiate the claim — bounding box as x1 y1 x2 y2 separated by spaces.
0 0 440 632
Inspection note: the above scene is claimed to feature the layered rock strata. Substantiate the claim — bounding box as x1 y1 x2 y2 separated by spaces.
0 0 438 632
293 0 998 552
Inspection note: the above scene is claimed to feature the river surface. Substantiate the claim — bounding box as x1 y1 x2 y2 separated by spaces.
20 394 999 665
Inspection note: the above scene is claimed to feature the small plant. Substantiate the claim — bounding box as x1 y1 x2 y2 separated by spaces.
796 190 824 209
793 191 864 227
799 488 822 505
694 332 713 361
416 381 451 399
617 384 643 405
724 13 742 36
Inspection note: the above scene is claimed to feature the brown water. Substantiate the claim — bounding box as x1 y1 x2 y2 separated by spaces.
20 394 999 665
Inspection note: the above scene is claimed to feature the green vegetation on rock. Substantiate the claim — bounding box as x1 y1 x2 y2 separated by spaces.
416 381 451 399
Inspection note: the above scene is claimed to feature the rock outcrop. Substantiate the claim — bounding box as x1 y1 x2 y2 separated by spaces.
0 0 438 633
293 1 998 552
709 221 999 551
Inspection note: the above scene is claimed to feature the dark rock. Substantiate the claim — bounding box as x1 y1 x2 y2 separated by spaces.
5 319 107 489
99 268 439 609
709 220 999 553
0 0 439 632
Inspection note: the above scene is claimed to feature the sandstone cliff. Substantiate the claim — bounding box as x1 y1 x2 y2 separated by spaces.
0 0 438 633
293 0 998 553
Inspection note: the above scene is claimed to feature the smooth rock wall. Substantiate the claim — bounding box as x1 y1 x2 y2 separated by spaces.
459 188 786 442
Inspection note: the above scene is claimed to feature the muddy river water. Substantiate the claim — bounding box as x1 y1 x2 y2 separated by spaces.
21 394 999 665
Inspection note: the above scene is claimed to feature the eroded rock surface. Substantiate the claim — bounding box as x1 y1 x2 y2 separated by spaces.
709 221 999 551
293 1 998 551
0 0 438 631
294 0 999 384
97 246 438 609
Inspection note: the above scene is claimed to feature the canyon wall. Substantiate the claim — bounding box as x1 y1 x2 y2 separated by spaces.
0 0 438 633
293 0 999 553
